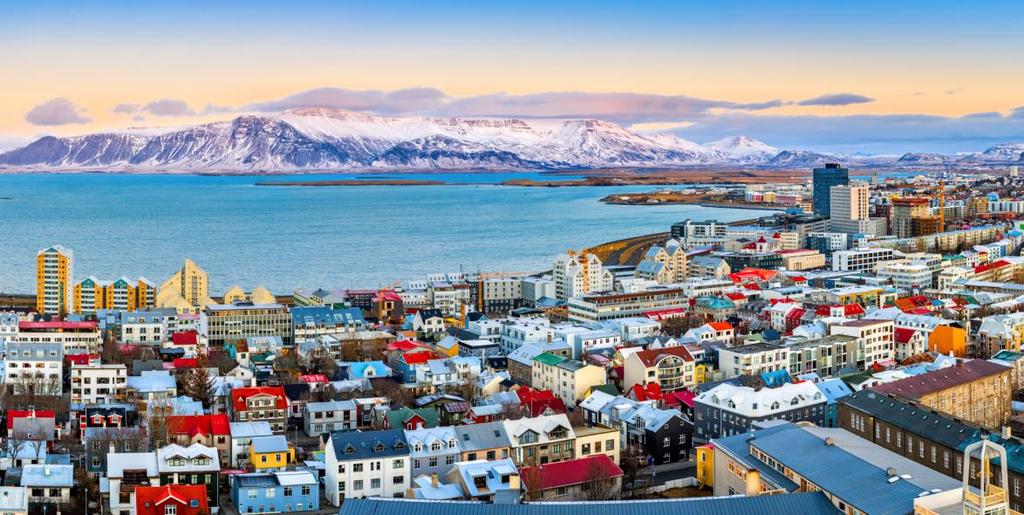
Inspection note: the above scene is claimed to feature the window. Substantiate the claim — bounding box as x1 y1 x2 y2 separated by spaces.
301 485 311 496
284 487 293 497
353 480 363 490
165 506 177 515
353 463 363 472
429 457 438 467
393 476 404 484
446 455 455 465
266 488 275 498
371 478 381 489
248 489 257 499
393 459 404 468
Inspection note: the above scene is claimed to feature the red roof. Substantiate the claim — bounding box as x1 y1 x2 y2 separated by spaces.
516 387 556 404
525 397 567 417
975 260 1010 274
522 455 623 491
66 353 100 366
386 340 430 352
172 358 198 369
634 345 694 367
742 283 761 291
643 307 686 320
167 414 231 438
786 307 807 320
170 330 199 345
790 276 807 283
19 320 97 331
664 389 696 409
725 292 746 301
894 328 919 344
728 268 778 283
815 303 865 317
376 290 402 302
299 374 329 383
134 484 209 515
401 350 436 365
6 409 56 430
231 386 288 412
708 322 733 332
629 382 663 402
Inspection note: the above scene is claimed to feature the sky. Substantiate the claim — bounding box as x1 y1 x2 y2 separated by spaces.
2 0 1024 153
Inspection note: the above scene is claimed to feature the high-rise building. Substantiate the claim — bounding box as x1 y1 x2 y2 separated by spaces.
36 245 73 317
829 182 872 234
812 163 849 216
552 251 613 300
74 276 157 314
157 258 212 312
891 197 931 238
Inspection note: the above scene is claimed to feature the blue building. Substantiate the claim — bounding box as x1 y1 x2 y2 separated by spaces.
814 378 853 427
231 470 320 513
812 163 849 216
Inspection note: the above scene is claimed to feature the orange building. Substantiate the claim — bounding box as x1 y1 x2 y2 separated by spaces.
929 325 966 357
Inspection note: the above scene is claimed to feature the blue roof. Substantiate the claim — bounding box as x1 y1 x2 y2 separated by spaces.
291 306 365 327
815 378 853 405
713 425 799 492
251 434 289 454
748 423 932 514
346 361 393 379
759 370 791 388
338 495 839 515
329 429 409 461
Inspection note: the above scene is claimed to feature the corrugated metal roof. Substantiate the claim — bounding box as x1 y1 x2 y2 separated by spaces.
338 495 838 515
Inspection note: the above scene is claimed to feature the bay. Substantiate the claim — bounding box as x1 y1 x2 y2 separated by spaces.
0 173 773 294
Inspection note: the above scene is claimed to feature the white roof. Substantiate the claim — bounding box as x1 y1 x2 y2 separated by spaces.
695 381 825 417
274 470 316 486
107 452 159 478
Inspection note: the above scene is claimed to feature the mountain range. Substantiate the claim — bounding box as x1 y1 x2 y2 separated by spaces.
1 108 1022 172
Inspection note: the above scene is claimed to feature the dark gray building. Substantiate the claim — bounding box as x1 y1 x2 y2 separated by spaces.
693 382 826 439
812 163 849 216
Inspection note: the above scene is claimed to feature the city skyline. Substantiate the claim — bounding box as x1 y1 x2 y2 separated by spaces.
3 1 1024 153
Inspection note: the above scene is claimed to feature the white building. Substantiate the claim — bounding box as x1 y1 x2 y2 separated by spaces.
877 261 934 290
3 342 63 396
303 400 358 437
324 429 410 505
832 247 901 272
552 252 614 300
70 363 127 405
830 319 895 368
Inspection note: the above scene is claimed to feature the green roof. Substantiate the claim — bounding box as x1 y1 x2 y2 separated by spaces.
532 352 567 366
385 407 438 429
590 384 620 396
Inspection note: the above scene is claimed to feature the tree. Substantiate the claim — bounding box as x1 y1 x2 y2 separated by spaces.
581 458 620 501
178 367 215 409
521 466 544 501
315 355 338 379
619 446 650 499
2 432 26 466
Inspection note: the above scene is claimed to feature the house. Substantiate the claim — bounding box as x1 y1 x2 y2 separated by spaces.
529 353 606 406
0 486 28 515
414 309 446 336
893 328 927 362
502 414 576 467
453 422 511 462
229 421 274 468
405 426 461 479
341 361 393 380
622 346 696 394
228 386 289 433
578 392 692 465
521 455 623 501
20 464 73 508
106 452 159 515
573 425 621 464
84 426 147 477
249 434 294 471
157 443 220 510
384 407 439 430
304 399 358 436
324 429 411 505
231 470 320 514
442 458 520 501
133 484 209 515
126 370 177 408
166 414 232 468
693 382 826 439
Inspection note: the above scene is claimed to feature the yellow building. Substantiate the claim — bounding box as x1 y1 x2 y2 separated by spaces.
696 444 714 488
928 325 967 357
36 245 74 317
157 258 212 313
250 435 295 471
74 276 156 314
223 285 276 305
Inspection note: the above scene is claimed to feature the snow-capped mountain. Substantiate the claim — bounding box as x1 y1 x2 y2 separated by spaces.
0 109 785 171
766 150 837 168
958 143 1024 163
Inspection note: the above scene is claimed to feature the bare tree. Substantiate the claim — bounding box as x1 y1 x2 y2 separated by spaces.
619 446 649 499
521 466 545 501
500 402 523 421
581 458 619 501
178 367 215 409
2 432 26 467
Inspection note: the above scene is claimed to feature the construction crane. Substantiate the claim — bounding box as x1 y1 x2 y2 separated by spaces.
937 179 946 231
566 249 595 294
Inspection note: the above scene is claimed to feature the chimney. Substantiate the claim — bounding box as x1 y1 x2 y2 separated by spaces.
44 466 51 476
886 467 897 477
1003 426 1012 439
824 437 834 446
431 473 439 487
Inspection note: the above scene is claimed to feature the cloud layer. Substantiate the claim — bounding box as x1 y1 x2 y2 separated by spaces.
797 92 875 106
25 98 92 126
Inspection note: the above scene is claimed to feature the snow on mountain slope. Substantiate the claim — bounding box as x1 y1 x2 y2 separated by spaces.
0 108 804 171
958 143 1024 163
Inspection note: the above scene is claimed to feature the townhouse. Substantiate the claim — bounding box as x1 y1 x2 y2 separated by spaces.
231 470 319 514
304 400 358 437
228 386 289 433
529 353 606 406
579 392 692 464
621 345 696 394
324 429 411 505
69 363 127 405
694 381 826 439
405 426 461 479
156 443 221 511
502 414 576 467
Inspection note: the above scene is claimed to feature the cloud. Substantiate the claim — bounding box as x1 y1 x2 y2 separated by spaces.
112 103 141 114
669 111 1024 153
1010 106 1024 119
797 92 875 107
244 87 447 114
200 104 235 115
131 115 146 122
24 98 92 126
143 99 195 117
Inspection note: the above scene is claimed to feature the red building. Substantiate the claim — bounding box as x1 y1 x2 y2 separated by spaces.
135 484 209 515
